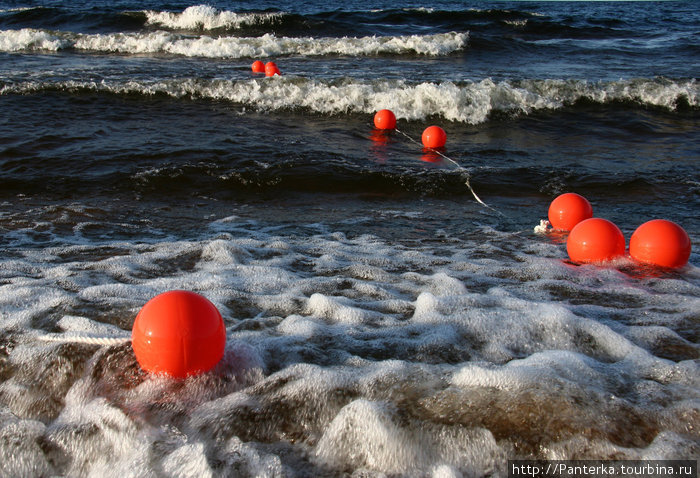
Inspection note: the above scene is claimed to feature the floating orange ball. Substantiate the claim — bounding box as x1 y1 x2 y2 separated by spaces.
373 109 396 130
421 126 447 149
566 218 626 264
265 61 280 77
629 219 691 268
251 60 265 73
132 290 226 378
548 192 593 231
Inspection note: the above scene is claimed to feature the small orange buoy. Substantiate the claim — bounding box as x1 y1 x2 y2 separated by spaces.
566 218 626 264
548 193 593 231
421 126 446 149
629 219 691 268
132 290 226 379
251 60 265 73
265 61 280 77
373 109 396 130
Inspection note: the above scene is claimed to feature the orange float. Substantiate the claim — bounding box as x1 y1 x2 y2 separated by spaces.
373 109 396 130
265 61 281 77
251 60 265 73
629 219 691 268
421 126 446 149
548 192 593 231
566 218 626 264
132 290 226 378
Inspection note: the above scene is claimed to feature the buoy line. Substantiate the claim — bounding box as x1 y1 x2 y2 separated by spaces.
38 334 131 346
392 125 501 215
371 109 502 215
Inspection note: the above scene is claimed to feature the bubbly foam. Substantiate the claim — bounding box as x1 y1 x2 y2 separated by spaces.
0 28 68 52
0 28 467 57
0 214 700 468
0 214 696 472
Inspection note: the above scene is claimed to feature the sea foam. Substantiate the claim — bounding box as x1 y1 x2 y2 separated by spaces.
0 28 468 57
0 215 698 476
144 5 285 31
1 77 696 124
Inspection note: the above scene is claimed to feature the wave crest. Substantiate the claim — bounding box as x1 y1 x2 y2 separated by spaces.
144 5 285 31
2 77 696 124
0 28 468 57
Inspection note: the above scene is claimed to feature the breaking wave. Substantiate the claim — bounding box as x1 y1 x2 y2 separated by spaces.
2 77 696 124
143 5 286 32
0 28 468 57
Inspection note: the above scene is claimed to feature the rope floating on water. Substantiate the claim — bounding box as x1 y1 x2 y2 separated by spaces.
38 334 131 346
390 126 503 215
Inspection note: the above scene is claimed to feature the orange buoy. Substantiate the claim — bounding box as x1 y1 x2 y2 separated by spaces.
629 219 691 268
421 126 446 149
265 61 280 77
566 218 626 264
132 290 226 378
548 192 593 231
374 109 396 130
251 60 265 73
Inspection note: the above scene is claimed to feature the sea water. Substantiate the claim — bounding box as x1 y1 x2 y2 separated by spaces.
0 1 698 476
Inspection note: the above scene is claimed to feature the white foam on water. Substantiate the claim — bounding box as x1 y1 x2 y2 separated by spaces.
2 76 695 123
144 5 285 31
0 28 68 52
0 417 53 477
46 378 155 478
277 314 325 338
0 217 698 475
219 435 285 478
307 292 382 324
0 28 468 58
53 315 130 338
315 398 505 475
0 7 35 13
0 283 74 330
162 442 214 478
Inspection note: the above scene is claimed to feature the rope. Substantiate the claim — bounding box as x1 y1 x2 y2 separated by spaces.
381 125 504 216
38 334 131 346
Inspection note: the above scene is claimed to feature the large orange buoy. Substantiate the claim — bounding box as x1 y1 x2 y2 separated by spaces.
251 60 265 73
373 109 396 130
265 61 280 77
132 290 226 379
548 193 593 231
629 219 691 268
566 218 626 264
421 126 446 149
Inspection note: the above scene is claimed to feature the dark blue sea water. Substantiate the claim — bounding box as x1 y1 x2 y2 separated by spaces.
0 1 698 476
